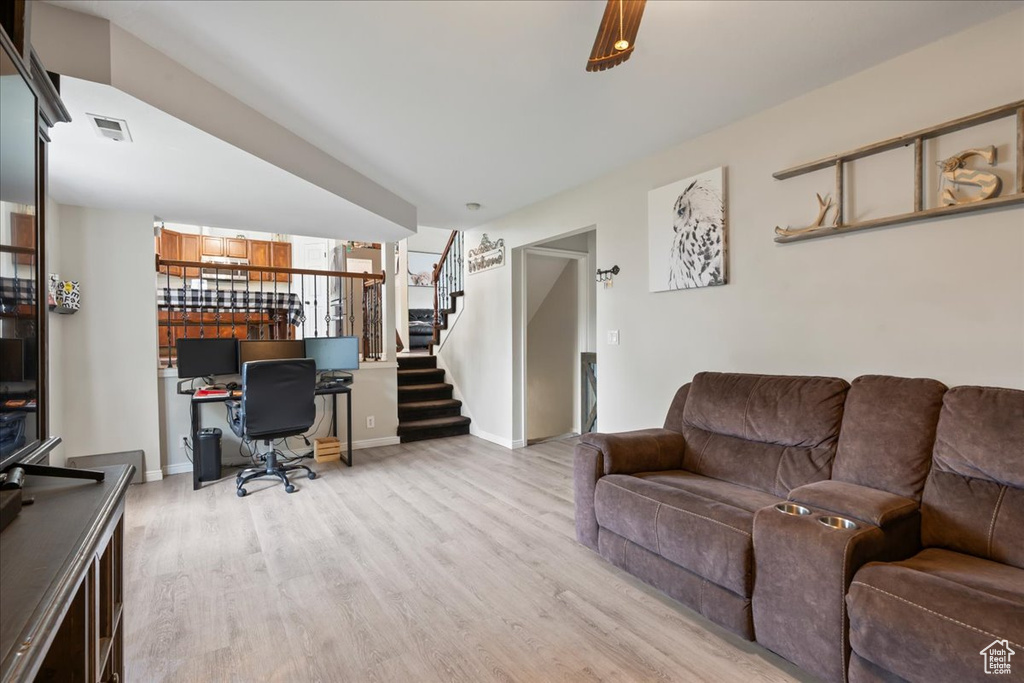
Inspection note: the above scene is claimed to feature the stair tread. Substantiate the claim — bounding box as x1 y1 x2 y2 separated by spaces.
399 416 472 429
399 383 451 391
399 399 462 409
398 368 444 375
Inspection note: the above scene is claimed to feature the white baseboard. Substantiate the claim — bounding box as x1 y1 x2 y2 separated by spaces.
352 436 401 450
144 469 165 482
162 462 192 477
511 439 526 449
469 424 514 449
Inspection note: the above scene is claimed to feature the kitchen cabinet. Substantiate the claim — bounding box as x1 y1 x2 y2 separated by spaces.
181 233 201 277
248 240 291 282
159 228 182 277
201 235 224 257
226 237 248 258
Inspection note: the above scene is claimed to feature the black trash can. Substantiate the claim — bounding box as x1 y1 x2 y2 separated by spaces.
196 427 222 482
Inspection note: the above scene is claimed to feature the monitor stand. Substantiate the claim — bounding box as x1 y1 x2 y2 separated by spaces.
2 463 104 487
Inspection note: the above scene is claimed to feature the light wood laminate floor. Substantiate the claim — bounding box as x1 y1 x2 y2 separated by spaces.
125 436 809 682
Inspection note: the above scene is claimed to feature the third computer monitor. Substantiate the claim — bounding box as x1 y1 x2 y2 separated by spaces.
176 338 239 379
304 336 359 373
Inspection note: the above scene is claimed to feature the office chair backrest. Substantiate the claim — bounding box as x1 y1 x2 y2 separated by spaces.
240 358 317 439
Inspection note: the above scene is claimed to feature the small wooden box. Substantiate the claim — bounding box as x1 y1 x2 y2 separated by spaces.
313 437 342 463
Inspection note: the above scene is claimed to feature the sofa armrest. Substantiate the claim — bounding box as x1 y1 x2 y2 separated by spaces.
579 428 685 475
752 497 921 682
573 429 684 551
788 480 919 527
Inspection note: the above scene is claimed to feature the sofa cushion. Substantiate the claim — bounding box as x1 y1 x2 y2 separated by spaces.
593 472 782 596
848 548 1024 683
635 470 781 513
682 372 848 448
922 386 1024 568
832 375 947 500
677 372 848 496
680 426 834 498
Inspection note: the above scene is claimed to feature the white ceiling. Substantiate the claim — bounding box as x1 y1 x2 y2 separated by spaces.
48 76 414 241
48 0 1022 230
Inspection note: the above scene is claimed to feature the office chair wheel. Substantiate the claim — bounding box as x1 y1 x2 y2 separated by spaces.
237 488 247 497
308 471 317 480
285 484 296 494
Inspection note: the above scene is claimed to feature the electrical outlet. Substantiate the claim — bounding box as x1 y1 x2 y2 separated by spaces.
607 330 620 345
366 416 375 429
180 435 189 449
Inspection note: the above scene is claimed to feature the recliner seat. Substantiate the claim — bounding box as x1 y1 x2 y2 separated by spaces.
576 371 849 638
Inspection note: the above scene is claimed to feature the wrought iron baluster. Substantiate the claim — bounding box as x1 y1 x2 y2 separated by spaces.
313 272 319 337
258 270 265 340
272 264 279 340
346 277 353 337
299 272 306 339
244 267 252 340
325 275 334 336
214 267 222 340
165 265 173 367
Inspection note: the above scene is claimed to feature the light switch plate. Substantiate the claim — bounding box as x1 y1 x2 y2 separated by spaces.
607 330 620 345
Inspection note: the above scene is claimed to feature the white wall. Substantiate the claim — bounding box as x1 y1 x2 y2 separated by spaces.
53 205 162 473
439 11 1024 447
527 257 577 441
45 196 65 462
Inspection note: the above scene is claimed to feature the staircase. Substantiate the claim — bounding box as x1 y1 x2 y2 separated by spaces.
396 355 471 442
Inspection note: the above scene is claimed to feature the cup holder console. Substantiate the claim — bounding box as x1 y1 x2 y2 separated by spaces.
775 503 812 516
817 516 858 530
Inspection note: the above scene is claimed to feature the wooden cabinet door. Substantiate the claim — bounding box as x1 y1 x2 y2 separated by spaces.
181 233 201 278
271 242 292 282
12 212 35 265
159 229 182 277
225 238 248 259
249 240 270 282
201 235 224 257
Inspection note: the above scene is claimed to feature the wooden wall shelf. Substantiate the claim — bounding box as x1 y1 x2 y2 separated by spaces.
773 101 1024 244
775 192 1024 244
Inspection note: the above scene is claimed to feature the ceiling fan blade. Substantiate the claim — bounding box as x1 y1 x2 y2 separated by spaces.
586 0 647 73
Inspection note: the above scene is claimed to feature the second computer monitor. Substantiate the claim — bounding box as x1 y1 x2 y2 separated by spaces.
237 339 306 370
304 336 359 372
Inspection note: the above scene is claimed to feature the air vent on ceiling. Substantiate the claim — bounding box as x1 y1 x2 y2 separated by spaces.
88 114 133 143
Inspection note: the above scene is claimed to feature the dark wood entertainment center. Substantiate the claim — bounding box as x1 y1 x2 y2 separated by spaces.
0 465 133 683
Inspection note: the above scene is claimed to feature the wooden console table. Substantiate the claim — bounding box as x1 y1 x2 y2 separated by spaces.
0 465 133 683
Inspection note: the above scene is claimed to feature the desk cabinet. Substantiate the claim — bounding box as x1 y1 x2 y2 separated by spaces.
0 465 133 683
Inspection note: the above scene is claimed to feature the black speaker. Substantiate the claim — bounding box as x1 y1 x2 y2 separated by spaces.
196 427 222 482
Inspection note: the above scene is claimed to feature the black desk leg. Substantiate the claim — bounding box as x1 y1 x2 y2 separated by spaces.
191 400 201 490
346 390 353 467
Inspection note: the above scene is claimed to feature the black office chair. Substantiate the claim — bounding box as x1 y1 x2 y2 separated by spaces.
227 358 317 496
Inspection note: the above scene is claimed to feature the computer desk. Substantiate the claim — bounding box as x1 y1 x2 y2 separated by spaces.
184 383 352 491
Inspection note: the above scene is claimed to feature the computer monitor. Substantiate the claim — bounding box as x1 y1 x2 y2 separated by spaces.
237 339 306 370
176 338 239 379
304 336 359 372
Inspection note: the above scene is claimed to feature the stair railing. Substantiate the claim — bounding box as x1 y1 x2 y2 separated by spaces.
155 256 385 368
431 230 463 352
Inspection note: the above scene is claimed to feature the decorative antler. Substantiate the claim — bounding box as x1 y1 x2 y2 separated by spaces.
775 193 837 236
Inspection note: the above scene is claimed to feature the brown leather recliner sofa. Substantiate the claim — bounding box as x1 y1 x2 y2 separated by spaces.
846 385 1024 682
574 372 1023 682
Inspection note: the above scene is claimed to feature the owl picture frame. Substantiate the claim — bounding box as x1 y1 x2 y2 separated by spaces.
647 166 727 293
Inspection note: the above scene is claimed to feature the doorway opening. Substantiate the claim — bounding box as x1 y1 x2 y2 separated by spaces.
517 229 597 446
